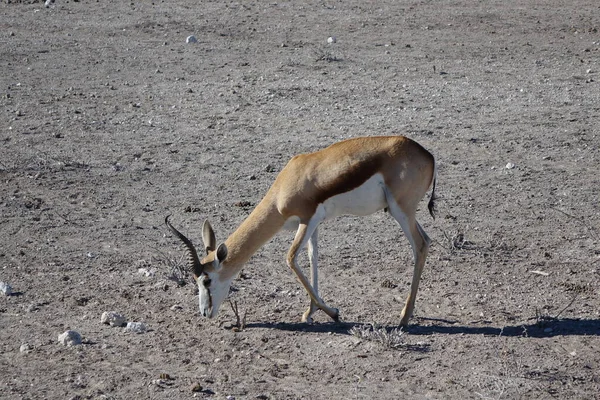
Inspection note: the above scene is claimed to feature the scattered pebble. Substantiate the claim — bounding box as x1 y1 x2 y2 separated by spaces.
26 303 40 312
170 304 183 311
58 330 82 346
125 321 147 333
101 311 127 327
327 36 337 44
45 0 54 8
0 281 12 296
20 343 33 353
186 35 198 44
505 162 515 169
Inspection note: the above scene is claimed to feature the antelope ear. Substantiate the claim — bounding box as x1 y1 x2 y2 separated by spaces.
216 243 228 264
202 220 217 254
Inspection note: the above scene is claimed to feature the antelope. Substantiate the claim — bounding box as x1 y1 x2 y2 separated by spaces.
166 135 437 327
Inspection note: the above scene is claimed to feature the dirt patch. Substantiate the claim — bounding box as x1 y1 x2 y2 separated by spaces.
1 0 599 398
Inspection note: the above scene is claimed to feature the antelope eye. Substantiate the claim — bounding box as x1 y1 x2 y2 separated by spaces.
203 278 212 287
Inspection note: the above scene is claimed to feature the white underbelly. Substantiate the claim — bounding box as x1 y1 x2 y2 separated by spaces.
282 173 388 231
321 173 387 219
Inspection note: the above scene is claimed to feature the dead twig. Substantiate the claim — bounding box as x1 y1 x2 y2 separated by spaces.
533 293 579 328
54 211 84 227
549 206 598 241
228 299 246 332
552 293 579 320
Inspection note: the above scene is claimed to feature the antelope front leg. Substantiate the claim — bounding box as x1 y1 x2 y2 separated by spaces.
288 223 339 323
302 228 321 323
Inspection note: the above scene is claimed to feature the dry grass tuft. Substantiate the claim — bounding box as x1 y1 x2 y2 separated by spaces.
349 323 406 349
151 249 189 286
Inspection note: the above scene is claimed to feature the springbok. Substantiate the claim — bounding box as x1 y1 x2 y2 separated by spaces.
166 135 437 326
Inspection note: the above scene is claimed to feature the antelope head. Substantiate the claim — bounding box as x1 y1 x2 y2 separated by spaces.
165 216 231 318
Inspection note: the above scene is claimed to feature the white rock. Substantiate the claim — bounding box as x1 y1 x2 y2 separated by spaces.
505 162 515 169
0 281 12 296
186 35 198 44
45 0 53 8
58 330 82 346
101 311 127 327
138 267 155 277
327 36 336 44
125 321 147 333
20 343 33 353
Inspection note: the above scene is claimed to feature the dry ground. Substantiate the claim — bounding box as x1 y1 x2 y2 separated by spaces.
1 0 599 399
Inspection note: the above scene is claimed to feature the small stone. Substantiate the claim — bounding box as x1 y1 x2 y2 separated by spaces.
170 304 183 311
101 311 127 327
125 321 147 333
45 0 53 8
186 35 198 44
58 330 82 346
505 162 515 169
20 343 33 353
226 396 236 400
191 382 203 392
0 282 12 296
327 36 336 44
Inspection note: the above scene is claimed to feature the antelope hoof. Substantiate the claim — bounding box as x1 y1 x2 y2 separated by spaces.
330 308 340 323
301 311 314 325
399 315 410 328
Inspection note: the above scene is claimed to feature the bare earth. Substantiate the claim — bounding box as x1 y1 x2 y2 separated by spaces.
1 0 599 399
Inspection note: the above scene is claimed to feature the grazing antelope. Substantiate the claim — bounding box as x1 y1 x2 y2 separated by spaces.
166 135 437 327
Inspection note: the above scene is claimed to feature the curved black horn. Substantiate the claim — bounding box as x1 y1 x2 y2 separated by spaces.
165 216 203 278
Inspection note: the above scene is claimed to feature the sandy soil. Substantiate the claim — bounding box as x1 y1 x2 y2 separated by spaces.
1 0 599 399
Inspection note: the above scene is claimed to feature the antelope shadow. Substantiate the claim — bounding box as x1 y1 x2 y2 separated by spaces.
245 317 600 338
